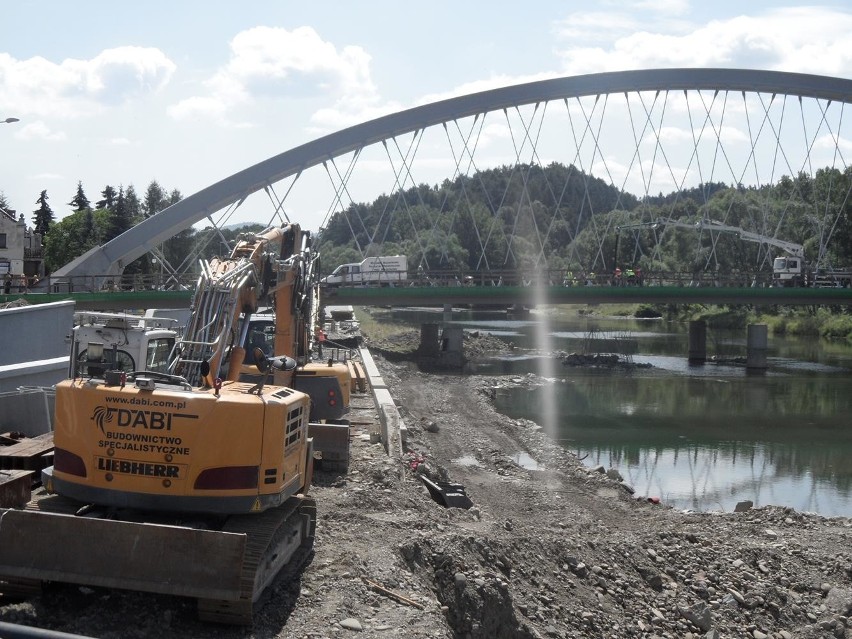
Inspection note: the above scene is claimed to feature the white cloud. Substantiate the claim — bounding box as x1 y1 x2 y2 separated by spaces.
30 172 64 182
554 7 852 77
554 0 692 45
170 26 382 127
648 126 692 145
167 95 232 123
15 120 66 141
0 47 176 119
632 0 690 16
308 100 402 132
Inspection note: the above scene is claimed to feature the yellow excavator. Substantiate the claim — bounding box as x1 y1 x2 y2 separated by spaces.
0 223 351 624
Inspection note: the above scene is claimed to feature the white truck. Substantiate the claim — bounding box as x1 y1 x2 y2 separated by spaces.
321 255 408 287
773 257 852 288
693 222 851 287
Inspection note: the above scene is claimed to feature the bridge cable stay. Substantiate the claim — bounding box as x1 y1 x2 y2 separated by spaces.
503 103 550 271
513 100 577 272
320 153 366 257
452 115 520 273
262 175 297 226
439 119 490 271
374 134 429 263
568 93 617 273
379 133 434 267
453 109 522 271
157 197 250 286
328 151 372 249
812 100 852 270
317 148 362 243
608 92 657 272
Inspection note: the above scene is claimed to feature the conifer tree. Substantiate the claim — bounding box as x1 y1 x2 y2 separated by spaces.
68 181 91 212
105 187 132 241
33 190 54 235
96 185 117 210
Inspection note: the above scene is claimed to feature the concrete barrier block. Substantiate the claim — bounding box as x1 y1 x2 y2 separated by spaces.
358 348 384 382
309 420 350 472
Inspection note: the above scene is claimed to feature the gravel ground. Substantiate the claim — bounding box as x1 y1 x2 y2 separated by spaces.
2 331 852 638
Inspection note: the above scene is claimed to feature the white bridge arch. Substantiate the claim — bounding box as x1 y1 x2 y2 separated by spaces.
54 68 852 285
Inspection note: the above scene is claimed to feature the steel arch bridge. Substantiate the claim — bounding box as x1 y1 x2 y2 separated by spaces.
54 68 852 288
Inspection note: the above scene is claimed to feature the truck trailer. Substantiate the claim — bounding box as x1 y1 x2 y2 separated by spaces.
320 255 408 287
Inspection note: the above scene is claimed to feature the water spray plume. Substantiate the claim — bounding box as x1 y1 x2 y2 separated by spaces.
532 268 558 437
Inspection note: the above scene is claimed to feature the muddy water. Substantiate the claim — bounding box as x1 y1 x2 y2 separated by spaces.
389 307 852 516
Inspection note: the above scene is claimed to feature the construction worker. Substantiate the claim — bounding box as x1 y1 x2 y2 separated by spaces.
314 325 327 358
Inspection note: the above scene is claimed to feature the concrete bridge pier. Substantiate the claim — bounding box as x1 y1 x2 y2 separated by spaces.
688 320 706 364
746 324 768 371
443 304 452 323
419 323 440 357
418 322 465 367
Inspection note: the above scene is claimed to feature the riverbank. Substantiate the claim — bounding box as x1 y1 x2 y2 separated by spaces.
579 301 852 341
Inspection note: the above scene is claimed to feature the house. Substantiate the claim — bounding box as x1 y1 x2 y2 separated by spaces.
0 205 44 290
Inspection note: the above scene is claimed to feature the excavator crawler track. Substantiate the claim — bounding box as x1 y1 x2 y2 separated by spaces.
197 496 317 625
0 494 79 599
1 493 316 625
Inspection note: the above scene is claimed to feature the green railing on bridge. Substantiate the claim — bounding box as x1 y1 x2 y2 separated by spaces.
323 284 852 307
2 270 851 310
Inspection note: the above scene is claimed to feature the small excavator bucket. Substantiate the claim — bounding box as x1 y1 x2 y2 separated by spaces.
0 509 247 600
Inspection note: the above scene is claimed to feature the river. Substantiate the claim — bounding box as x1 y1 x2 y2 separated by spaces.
387 306 852 517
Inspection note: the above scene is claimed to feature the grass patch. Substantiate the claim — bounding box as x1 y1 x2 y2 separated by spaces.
819 313 852 340
353 306 412 342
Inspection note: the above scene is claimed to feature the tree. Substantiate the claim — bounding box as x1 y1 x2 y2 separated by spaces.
33 190 54 235
161 189 190 271
68 181 91 212
124 184 141 220
104 187 132 241
143 181 167 217
96 185 117 210
42 208 109 272
0 192 12 215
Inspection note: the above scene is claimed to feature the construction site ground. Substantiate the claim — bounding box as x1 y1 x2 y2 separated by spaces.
2 330 852 638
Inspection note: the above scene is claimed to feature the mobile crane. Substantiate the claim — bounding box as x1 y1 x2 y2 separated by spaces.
616 218 851 287
0 223 352 624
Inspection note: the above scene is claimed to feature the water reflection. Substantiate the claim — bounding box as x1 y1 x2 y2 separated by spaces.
383 306 852 516
493 371 852 516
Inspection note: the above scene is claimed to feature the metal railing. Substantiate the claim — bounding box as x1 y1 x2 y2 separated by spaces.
3 269 783 296
5 268 848 314
22 272 201 294
320 268 776 290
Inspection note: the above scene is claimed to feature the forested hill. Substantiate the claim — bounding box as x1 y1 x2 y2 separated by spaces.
317 162 637 272
317 162 852 276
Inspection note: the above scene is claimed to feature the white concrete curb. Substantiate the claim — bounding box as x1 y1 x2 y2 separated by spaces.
358 348 407 460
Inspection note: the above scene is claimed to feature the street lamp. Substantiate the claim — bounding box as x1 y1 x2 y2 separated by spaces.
1 117 20 124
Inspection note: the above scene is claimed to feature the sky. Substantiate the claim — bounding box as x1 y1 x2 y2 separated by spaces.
1 0 852 232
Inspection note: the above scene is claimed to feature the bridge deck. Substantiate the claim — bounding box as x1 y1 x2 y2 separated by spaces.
3 284 851 311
